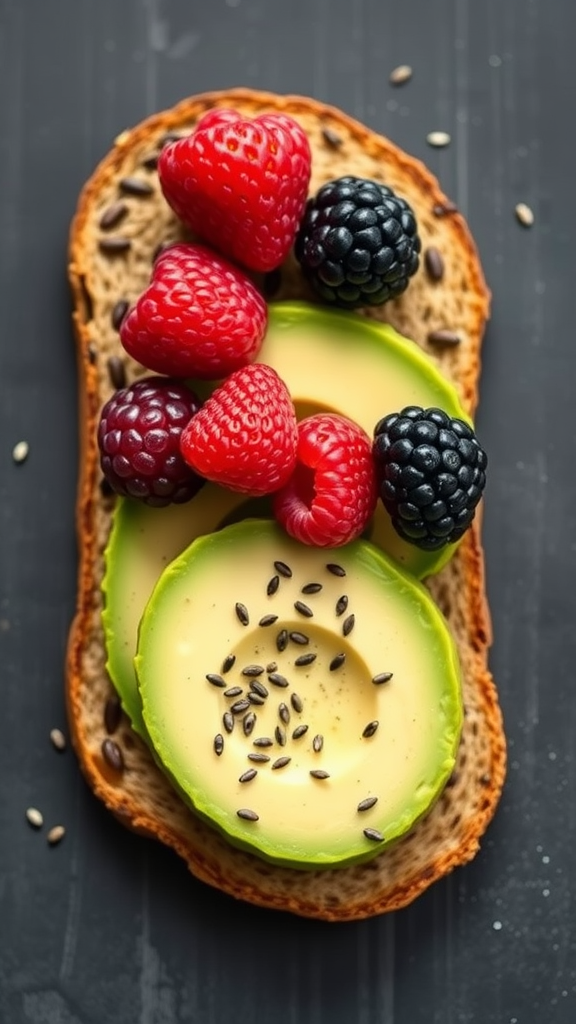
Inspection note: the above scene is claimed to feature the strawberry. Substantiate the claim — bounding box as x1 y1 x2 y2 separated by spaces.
119 243 267 380
158 108 312 273
180 364 298 495
273 414 378 547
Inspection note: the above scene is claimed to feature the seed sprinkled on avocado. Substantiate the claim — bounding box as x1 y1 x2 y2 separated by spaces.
213 734 224 756
372 672 393 686
342 614 355 637
289 631 309 645
237 808 259 822
223 711 234 734
295 653 316 667
266 661 277 673
272 756 291 770
224 686 243 698
259 614 278 627
268 672 289 688
301 582 322 594
248 692 265 706
335 595 348 616
242 664 265 677
230 698 250 715
326 563 346 577
235 602 249 626
274 560 292 578
248 752 270 763
362 721 379 738
239 769 258 783
243 712 257 736
312 734 324 753
278 703 290 725
276 629 288 652
206 673 226 688
292 724 309 740
275 725 286 747
363 827 384 842
310 770 330 780
294 600 313 618
329 653 346 671
222 654 236 674
357 796 378 812
291 692 304 713
250 680 269 698
267 575 280 596
253 736 274 748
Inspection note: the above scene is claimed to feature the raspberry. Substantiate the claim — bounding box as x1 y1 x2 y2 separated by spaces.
373 406 487 550
158 109 312 273
295 176 421 308
98 376 204 506
119 243 267 380
273 414 377 547
180 364 298 496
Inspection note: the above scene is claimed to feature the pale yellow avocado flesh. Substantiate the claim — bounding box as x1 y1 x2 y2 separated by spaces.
103 302 471 735
135 520 463 869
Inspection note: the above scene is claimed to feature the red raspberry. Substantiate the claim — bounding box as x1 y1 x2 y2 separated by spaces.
98 376 204 506
273 414 378 547
158 109 312 273
180 364 297 496
119 243 267 380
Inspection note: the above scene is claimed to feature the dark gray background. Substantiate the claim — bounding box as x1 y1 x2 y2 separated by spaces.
1 0 574 1021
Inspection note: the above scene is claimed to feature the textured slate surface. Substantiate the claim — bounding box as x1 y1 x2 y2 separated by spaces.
1 0 575 1021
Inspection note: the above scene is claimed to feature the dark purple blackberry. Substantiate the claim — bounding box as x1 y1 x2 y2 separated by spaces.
294 176 421 308
373 407 487 550
98 376 205 506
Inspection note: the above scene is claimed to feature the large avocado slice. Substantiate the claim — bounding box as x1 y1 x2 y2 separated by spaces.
135 519 462 869
103 302 470 734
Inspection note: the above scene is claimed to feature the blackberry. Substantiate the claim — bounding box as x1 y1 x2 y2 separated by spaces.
98 376 205 506
294 176 421 308
373 407 487 550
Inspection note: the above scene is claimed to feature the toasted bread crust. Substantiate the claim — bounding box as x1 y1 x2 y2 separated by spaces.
66 89 506 921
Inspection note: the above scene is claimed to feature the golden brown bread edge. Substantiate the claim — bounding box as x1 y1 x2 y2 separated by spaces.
66 88 506 921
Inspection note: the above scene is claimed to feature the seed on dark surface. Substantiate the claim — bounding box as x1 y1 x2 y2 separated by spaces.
106 355 126 389
119 176 155 197
278 703 290 725
26 807 44 829
222 653 236 674
301 582 322 594
206 673 226 688
99 201 128 230
289 631 309 645
426 130 451 148
268 672 289 688
427 328 461 347
250 679 269 698
515 201 534 227
276 629 289 652
47 825 66 846
159 131 184 147
294 601 313 618
248 692 265 706
266 661 278 673
253 736 273 748
111 298 130 331
342 614 355 637
237 808 259 821
389 63 413 86
363 827 384 842
357 796 379 812
290 692 304 713
235 602 249 626
292 724 309 740
424 247 445 282
312 734 324 753
141 152 159 169
321 126 343 148
243 712 257 736
272 756 291 769
335 595 349 616
263 267 282 298
362 720 379 738
248 752 270 763
372 672 393 686
239 769 258 783
223 711 235 733
224 686 243 698
295 653 316 667
310 769 330 779
231 698 251 715
12 441 29 464
101 738 124 772
213 733 224 756
326 563 346 577
329 653 346 671
50 728 66 752
433 200 458 216
104 695 122 735
242 664 264 677
275 725 286 747
267 575 280 596
259 614 278 627
99 236 132 255
274 560 292 578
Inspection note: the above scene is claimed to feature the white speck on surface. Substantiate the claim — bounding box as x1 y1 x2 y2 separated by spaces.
542 888 550 897
549 751 557 761
426 130 451 148
515 202 534 227
12 440 29 463
47 825 66 846
389 64 413 86
493 920 503 931
489 54 502 67
50 728 67 751
26 807 44 829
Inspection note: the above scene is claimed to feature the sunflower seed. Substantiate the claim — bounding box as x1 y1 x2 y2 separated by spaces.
235 602 249 626
242 664 264 677
223 711 234 734
47 825 66 846
275 725 286 747
363 827 384 842
253 736 274 748
248 752 270 763
427 329 461 347
222 653 236 674
278 703 290 725
272 756 291 769
26 807 44 829
342 614 355 637
99 200 129 230
310 770 330 780
224 686 243 698
424 247 445 282
268 672 289 688
362 720 379 738
258 614 278 627
426 130 451 148
290 692 303 713
111 299 130 331
294 601 313 618
321 126 343 148
289 631 309 645
101 738 124 771
206 673 226 688
329 653 346 671
104 695 122 735
335 595 348 616
98 236 131 255
292 724 309 740
119 176 154 197
141 152 159 169
312 734 324 753
515 202 534 227
295 653 316 667
389 63 413 86
213 733 224 755
301 583 322 594
326 563 346 577
267 575 280 596
274 560 292 578
372 672 393 685
357 796 378 812
50 728 66 751
239 769 258 783
243 712 257 736
237 808 259 821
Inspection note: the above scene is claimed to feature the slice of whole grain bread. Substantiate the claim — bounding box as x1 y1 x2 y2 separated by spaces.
66 88 506 922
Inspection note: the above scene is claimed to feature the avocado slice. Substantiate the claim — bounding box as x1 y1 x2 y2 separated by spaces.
135 519 462 869
103 302 470 733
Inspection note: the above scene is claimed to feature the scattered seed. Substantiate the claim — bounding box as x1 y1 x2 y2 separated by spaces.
268 672 289 688
275 725 286 747
258 614 278 627
363 827 384 842
237 808 259 821
263 267 282 298
357 796 379 812
26 807 43 829
222 653 236 674
266 661 278 673
119 176 154 197
272 756 291 769
47 825 66 846
424 247 445 282
99 201 128 231
426 130 451 148
310 769 330 780
50 728 66 752
292 724 309 740
362 720 379 738
231 698 251 715
290 692 304 713
248 752 270 763
329 653 346 671
243 712 257 736
427 329 461 347
98 236 132 255
335 595 348 616
289 631 309 645
223 711 235 733
106 354 126 390
12 441 29 464
276 629 289 652
141 152 159 170
278 702 290 725
389 63 413 86
206 673 226 688
224 686 243 698
433 200 458 216
101 738 124 771
301 582 322 594
242 664 264 677
342 614 355 637
321 126 343 148
213 733 224 756
159 131 183 147
248 692 265 706
274 560 293 578
104 695 122 734
515 201 534 227
312 734 324 753
235 602 249 626
111 298 130 331
372 672 393 685
250 679 269 698
294 600 313 618
295 653 316 667
326 563 346 577
253 736 273 748
267 575 280 596
239 768 258 783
